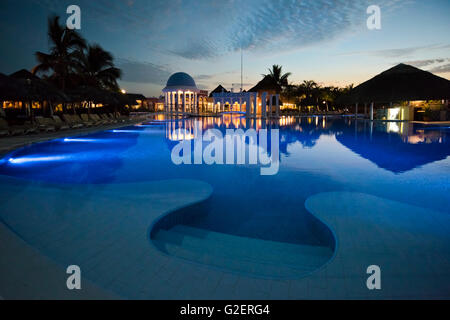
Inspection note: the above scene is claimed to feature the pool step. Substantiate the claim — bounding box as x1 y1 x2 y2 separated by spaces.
155 229 328 268
173 225 332 257
152 225 333 278
154 240 311 278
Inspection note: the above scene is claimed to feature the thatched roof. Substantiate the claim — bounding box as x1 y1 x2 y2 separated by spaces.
209 85 228 97
249 75 281 93
2 70 67 102
341 64 450 104
0 73 27 101
126 93 146 101
9 69 40 80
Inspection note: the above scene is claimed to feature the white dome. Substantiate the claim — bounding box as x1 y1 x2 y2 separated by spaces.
163 72 199 92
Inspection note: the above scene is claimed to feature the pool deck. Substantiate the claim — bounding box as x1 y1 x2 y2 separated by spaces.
0 221 119 299
1 170 449 299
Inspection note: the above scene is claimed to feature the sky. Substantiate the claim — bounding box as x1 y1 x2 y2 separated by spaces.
0 0 449 97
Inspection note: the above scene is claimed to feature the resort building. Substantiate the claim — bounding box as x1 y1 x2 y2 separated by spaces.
146 97 165 112
162 72 200 114
163 73 281 117
209 78 281 117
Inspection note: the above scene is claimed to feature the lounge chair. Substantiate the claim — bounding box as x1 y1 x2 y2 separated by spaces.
0 118 10 136
22 121 39 134
99 114 114 124
106 113 118 123
62 114 84 129
114 112 129 123
71 115 87 127
80 114 95 127
52 115 70 130
35 116 56 132
91 114 108 125
0 118 25 136
93 114 109 125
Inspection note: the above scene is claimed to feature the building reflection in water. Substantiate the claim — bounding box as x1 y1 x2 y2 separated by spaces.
160 114 449 173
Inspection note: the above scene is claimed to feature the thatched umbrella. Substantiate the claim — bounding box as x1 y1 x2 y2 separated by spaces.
341 64 450 104
9 69 68 102
0 73 26 101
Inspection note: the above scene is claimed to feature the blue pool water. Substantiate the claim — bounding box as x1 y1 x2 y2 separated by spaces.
0 115 449 250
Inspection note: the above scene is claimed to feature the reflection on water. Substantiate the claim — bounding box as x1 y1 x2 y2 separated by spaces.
161 114 449 174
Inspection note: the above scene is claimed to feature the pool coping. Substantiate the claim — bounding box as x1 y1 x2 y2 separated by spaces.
0 118 147 158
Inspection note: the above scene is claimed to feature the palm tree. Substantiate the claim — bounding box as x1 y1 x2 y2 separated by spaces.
300 80 318 93
297 80 319 110
264 65 292 88
32 15 86 91
74 44 122 91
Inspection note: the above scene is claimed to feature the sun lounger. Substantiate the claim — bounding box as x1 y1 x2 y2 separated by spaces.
71 115 87 127
62 114 84 129
106 113 118 123
51 116 70 130
0 118 26 136
35 116 56 132
85 114 102 126
89 114 103 125
0 118 10 136
114 112 129 123
80 114 95 127
22 122 39 134
95 114 110 125
99 114 114 124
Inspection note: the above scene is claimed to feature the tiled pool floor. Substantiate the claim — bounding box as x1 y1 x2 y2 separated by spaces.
1 176 449 299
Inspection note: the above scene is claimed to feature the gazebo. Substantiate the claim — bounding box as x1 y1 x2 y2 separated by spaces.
162 72 200 114
341 64 450 121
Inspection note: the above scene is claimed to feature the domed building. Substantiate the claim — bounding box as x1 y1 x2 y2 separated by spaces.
162 72 200 114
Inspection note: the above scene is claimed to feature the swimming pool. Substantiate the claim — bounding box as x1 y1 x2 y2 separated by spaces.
0 115 449 298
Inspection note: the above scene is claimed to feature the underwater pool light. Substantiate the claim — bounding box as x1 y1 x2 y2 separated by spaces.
63 138 99 142
8 155 68 164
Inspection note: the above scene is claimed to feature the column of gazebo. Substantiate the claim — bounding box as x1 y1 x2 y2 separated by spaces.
253 93 258 117
261 92 267 118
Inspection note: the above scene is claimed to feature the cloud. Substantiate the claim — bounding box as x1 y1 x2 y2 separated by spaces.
340 44 450 58
429 64 450 74
32 0 412 60
402 59 447 68
194 74 214 81
116 58 171 85
397 58 450 74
